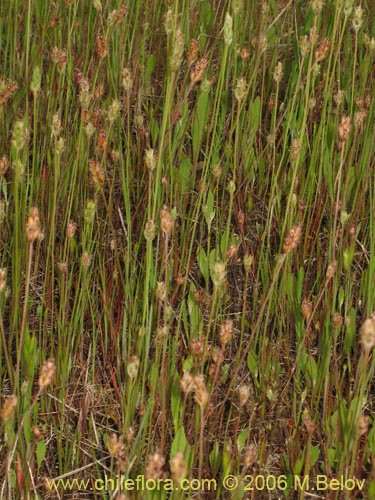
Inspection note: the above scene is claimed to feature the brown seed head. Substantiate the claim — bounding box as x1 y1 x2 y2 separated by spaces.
0 156 10 176
301 300 313 320
160 205 173 235
237 385 250 407
180 372 195 394
107 433 121 456
38 358 56 389
187 39 199 64
66 221 77 239
359 317 375 351
190 57 208 84
219 320 234 346
51 47 67 69
170 452 187 483
26 207 43 242
315 38 330 62
89 160 105 187
0 394 18 421
283 225 302 254
240 47 250 61
357 415 370 437
339 114 351 142
0 268 6 293
243 444 258 468
96 34 108 58
145 451 165 480
326 261 336 279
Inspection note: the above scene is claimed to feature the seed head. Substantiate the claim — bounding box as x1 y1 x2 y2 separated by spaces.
0 268 6 292
180 371 195 394
283 225 302 254
107 433 121 456
164 9 174 35
31 66 41 93
96 34 108 58
219 320 233 346
212 262 226 288
187 39 199 63
359 317 375 351
84 200 96 224
315 38 330 62
234 77 248 102
237 385 250 407
190 57 208 84
224 13 233 47
357 415 370 437
194 376 209 407
160 205 173 235
273 62 283 84
51 47 67 69
26 207 43 242
81 251 92 269
339 114 351 142
51 113 62 140
352 6 363 32
127 355 140 380
243 444 258 468
301 300 313 320
12 120 29 151
311 0 324 15
155 281 167 302
144 148 156 172
326 261 336 279
170 452 187 484
144 219 156 241
66 221 77 239
89 160 105 187
108 99 121 123
170 28 184 72
145 451 165 480
0 156 9 177
122 67 133 91
0 394 17 421
38 359 56 389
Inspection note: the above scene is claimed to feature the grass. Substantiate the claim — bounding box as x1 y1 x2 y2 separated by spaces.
1 0 375 498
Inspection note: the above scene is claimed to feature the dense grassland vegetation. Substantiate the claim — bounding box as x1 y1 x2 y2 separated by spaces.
1 0 375 498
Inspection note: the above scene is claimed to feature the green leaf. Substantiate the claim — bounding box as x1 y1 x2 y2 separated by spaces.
247 351 258 377
237 429 249 453
309 445 320 467
177 156 193 193
327 448 337 468
196 245 209 284
343 308 356 354
209 441 221 474
36 440 47 469
171 375 181 432
192 92 210 160
202 190 215 229
171 426 191 463
294 455 304 475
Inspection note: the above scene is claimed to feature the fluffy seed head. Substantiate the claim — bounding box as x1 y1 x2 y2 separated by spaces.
283 225 302 253
160 205 173 235
38 359 56 389
360 317 375 351
339 114 351 142
26 207 43 242
170 452 187 483
0 394 17 421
